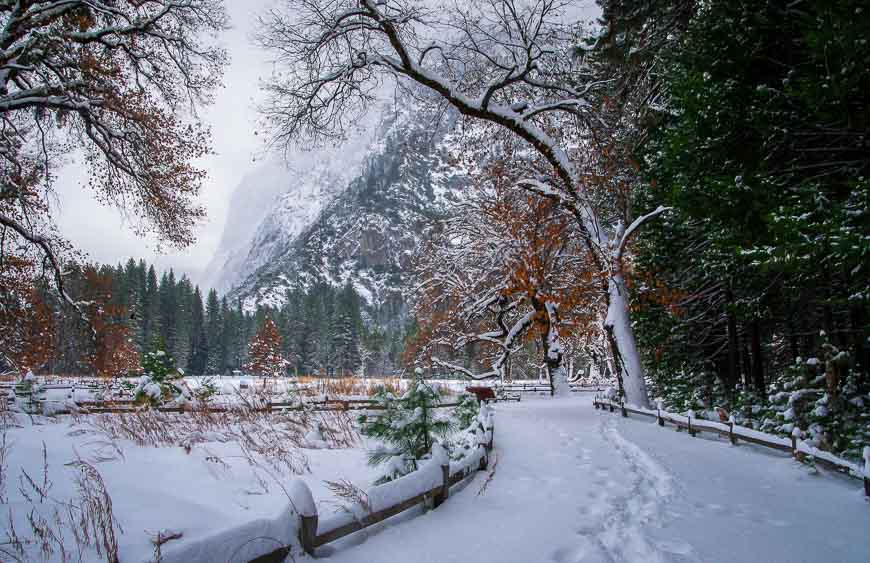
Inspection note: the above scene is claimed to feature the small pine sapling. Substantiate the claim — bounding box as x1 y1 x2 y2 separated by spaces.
453 393 480 430
134 340 186 407
357 369 454 483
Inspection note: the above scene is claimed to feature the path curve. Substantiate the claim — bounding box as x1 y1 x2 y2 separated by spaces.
315 395 870 563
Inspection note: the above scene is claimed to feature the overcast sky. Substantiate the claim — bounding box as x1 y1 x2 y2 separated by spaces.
55 0 600 289
56 1 275 286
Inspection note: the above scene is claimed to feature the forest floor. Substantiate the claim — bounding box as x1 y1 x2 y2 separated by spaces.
315 395 870 563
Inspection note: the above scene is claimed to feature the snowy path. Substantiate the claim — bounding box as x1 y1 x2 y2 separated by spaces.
316 395 870 563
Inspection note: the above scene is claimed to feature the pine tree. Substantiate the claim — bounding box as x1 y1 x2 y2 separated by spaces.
141 265 160 354
158 270 177 353
333 283 362 376
219 297 234 373
205 289 223 374
188 286 208 374
244 317 288 377
357 369 454 483
135 338 184 406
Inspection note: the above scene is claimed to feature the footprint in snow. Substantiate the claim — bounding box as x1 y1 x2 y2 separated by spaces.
654 539 694 556
551 536 595 563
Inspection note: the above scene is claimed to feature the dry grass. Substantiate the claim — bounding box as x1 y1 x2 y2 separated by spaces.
366 377 402 397
297 376 371 397
0 443 122 563
323 478 371 517
81 386 359 477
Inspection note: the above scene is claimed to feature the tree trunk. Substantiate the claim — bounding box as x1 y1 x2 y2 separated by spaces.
850 304 868 392
726 289 740 390
751 319 765 396
605 273 650 407
545 356 567 397
530 298 568 397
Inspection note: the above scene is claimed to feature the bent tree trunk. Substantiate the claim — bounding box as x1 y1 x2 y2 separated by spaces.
605 273 650 408
540 300 569 397
545 354 568 397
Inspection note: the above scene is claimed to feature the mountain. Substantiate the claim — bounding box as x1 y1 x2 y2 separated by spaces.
207 102 466 327
202 120 382 295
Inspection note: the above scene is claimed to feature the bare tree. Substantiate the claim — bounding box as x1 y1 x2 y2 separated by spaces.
0 1 228 316
412 161 599 395
258 0 665 406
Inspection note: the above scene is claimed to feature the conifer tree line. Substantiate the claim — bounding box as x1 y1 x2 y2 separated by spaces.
596 0 869 459
8 258 407 378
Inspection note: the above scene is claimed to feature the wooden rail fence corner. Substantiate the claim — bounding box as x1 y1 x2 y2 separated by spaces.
262 418 496 561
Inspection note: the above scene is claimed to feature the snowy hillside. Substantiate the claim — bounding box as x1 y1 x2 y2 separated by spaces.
202 118 384 295
210 102 466 322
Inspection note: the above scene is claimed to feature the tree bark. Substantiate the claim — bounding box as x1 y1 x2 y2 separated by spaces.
751 318 765 396
726 289 740 390
605 272 650 407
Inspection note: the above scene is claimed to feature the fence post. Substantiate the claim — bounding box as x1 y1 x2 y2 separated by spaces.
434 463 450 508
688 416 696 437
299 513 318 556
290 479 319 557
864 448 870 498
728 421 737 445
791 428 806 462
657 408 664 427
620 401 627 417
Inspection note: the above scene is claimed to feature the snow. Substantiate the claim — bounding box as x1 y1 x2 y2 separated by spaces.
315 396 869 562
367 457 444 513
288 479 317 517
6 392 868 562
1 413 379 563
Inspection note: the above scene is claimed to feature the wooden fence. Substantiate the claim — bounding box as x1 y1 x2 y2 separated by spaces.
593 397 869 497
252 414 495 562
10 395 463 415
498 382 606 394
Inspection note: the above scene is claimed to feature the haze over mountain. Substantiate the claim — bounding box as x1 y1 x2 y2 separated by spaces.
206 100 467 326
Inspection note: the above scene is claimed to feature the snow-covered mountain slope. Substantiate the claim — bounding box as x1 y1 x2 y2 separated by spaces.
208 102 466 323
202 119 383 294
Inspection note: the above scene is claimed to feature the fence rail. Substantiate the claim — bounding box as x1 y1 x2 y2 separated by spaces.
14 397 463 415
497 383 606 394
253 412 495 562
593 397 869 497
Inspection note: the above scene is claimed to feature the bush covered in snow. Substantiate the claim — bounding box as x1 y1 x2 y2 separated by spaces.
752 340 870 460
675 336 870 463
452 393 480 429
134 342 187 407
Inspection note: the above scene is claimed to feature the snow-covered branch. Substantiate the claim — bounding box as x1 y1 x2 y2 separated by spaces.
614 205 671 260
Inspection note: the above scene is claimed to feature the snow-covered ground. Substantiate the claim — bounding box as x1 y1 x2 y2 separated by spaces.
317 395 870 563
4 394 867 562
0 410 378 562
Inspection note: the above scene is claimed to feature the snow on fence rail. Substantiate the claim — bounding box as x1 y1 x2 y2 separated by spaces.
498 383 605 393
5 389 463 415
247 407 496 562
593 396 870 498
